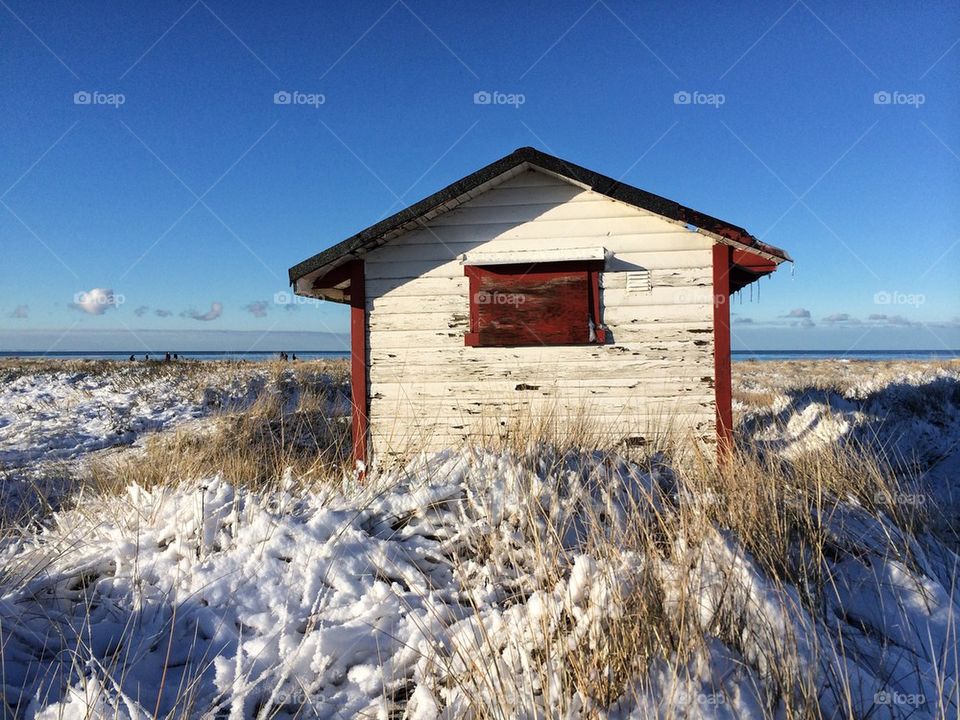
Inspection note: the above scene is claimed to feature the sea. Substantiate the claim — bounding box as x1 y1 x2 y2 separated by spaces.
0 350 958 362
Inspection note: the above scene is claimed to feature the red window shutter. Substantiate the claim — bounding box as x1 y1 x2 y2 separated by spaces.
466 262 600 347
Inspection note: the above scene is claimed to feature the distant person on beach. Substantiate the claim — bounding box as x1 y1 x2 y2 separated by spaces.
164 352 171 362
292 353 297 361
173 353 179 360
144 354 150 361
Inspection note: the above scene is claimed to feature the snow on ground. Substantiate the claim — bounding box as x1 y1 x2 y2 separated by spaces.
0 361 347 520
0 366 257 467
736 360 960 531
1 450 957 719
0 360 958 718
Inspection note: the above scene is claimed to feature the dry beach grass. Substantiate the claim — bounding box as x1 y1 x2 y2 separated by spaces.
0 358 957 718
84 364 352 496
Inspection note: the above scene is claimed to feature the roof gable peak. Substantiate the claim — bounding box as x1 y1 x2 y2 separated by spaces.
289 147 791 292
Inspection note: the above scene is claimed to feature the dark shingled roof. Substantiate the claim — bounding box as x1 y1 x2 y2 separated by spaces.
289 147 791 287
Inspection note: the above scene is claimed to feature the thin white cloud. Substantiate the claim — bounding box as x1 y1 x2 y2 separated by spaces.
70 288 121 315
819 313 923 327
244 300 269 318
181 302 223 322
732 313 814 328
867 313 919 327
9 305 29 319
822 313 859 325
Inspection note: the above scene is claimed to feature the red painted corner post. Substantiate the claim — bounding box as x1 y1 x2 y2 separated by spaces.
349 260 368 468
712 244 733 460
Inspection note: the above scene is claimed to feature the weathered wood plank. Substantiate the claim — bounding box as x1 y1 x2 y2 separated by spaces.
365 277 468 299
365 303 711 330
491 169 569 187
368 343 712 364
392 217 700 245
603 303 713 324
368 234 712 263
366 294 467 314
463 184 588 207
368 414 715 440
368 410 715 429
369 377 715 397
364 250 713 281
366 326 714 350
368 411 717 428
369 351 713 371
368 346 713 376
370 395 713 415
367 312 468 332
427 199 651 227
369 367 713 386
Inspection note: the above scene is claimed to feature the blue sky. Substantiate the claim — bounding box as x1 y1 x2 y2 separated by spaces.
1 0 958 352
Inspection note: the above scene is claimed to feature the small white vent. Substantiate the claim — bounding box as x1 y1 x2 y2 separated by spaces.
626 270 652 293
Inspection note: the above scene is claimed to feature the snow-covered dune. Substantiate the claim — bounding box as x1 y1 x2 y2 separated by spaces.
0 367 263 468
2 449 957 719
0 360 958 718
736 360 960 530
0 362 348 519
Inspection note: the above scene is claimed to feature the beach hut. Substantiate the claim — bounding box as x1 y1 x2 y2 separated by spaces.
289 148 791 465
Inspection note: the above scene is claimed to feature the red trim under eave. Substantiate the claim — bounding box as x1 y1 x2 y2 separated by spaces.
731 248 777 273
349 260 368 468
712 244 733 459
